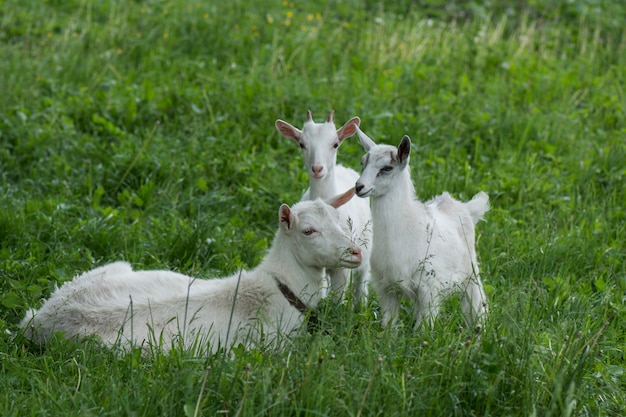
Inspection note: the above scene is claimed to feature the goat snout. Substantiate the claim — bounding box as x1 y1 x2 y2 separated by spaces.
345 246 362 267
355 182 369 197
311 165 324 178
339 245 362 268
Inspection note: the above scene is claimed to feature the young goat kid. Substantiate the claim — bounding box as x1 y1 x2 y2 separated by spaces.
354 127 489 329
275 111 371 304
21 189 362 354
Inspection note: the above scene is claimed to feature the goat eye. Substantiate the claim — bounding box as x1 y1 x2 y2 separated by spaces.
380 166 393 174
302 228 315 236
332 143 339 149
299 143 306 150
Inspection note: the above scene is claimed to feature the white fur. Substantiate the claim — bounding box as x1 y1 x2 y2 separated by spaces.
20 190 362 353
275 110 372 304
354 126 489 329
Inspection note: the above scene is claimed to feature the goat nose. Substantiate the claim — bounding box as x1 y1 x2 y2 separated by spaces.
355 183 364 193
311 165 323 175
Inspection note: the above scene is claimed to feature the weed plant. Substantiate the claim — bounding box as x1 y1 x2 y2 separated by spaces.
1 0 625 415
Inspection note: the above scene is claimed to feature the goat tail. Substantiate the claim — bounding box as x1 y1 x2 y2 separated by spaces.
21 308 36 324
466 191 490 225
19 308 37 339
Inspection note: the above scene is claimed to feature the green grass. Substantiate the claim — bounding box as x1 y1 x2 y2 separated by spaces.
1 0 625 415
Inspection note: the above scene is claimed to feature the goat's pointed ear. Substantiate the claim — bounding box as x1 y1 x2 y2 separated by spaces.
355 125 376 151
337 117 361 142
279 204 294 230
326 187 356 209
275 120 302 144
397 135 411 168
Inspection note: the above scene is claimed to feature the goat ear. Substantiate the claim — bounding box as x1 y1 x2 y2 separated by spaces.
279 204 294 230
355 125 376 151
275 120 302 144
336 117 361 142
326 187 356 209
397 135 411 167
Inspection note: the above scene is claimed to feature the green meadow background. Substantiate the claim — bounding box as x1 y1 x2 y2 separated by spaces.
1 0 625 415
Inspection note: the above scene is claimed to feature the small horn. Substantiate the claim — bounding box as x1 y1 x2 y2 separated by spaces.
306 110 313 122
327 110 335 123
355 125 377 151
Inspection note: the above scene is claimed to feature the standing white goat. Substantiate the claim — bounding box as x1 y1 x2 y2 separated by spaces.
354 127 489 329
20 189 362 353
275 110 371 304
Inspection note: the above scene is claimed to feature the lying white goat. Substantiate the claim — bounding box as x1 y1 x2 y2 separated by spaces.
275 110 371 304
354 127 489 329
21 189 362 353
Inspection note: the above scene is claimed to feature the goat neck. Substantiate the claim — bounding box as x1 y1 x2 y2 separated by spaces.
258 229 325 308
370 168 423 228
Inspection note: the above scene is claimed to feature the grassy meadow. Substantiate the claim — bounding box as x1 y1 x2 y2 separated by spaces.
1 0 625 415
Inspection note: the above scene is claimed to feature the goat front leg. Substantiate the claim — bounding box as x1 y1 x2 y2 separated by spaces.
351 269 369 307
327 267 349 301
376 287 401 328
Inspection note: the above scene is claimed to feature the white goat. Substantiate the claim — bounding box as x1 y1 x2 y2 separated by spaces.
354 127 489 329
275 110 371 304
20 189 362 353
